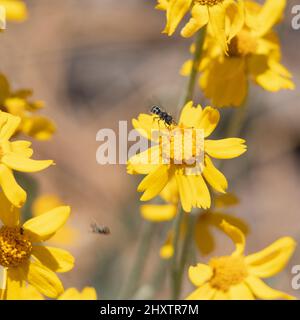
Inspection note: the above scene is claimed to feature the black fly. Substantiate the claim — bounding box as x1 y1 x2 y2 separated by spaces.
91 222 110 235
150 105 176 128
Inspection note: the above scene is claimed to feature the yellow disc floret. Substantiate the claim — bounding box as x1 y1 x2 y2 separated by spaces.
0 226 32 267
209 256 248 291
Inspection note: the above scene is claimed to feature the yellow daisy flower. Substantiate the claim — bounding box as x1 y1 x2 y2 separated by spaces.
0 0 27 22
32 195 79 247
0 74 56 141
157 0 245 52
0 191 74 299
181 0 294 107
186 220 296 300
0 111 53 208
128 101 247 212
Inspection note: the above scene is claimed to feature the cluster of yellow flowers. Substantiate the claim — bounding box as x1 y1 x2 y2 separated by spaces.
127 0 297 300
0 1 96 300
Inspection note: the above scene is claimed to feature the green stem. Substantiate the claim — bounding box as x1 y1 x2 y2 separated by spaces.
181 28 206 107
173 211 197 299
120 222 155 299
170 206 184 299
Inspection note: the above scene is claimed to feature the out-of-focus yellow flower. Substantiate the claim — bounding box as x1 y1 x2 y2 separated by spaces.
195 193 249 255
128 101 246 212
0 112 53 207
186 220 296 300
0 192 74 299
0 74 56 140
181 0 294 107
58 287 97 300
32 195 79 247
156 0 245 52
0 0 27 22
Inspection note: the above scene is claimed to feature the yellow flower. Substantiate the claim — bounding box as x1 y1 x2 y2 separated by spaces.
58 287 97 300
195 193 249 255
128 101 246 212
0 192 74 299
181 0 294 107
186 220 296 300
0 0 27 22
157 0 245 52
32 195 79 247
0 112 53 208
0 74 56 140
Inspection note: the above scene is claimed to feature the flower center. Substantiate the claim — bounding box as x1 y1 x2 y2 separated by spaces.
159 127 204 168
195 0 224 6
209 256 248 291
0 226 32 268
228 30 257 57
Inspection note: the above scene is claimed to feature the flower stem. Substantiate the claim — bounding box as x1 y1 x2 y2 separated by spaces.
181 28 206 107
120 221 155 299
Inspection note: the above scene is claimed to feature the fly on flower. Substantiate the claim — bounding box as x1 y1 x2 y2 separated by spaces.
150 105 177 129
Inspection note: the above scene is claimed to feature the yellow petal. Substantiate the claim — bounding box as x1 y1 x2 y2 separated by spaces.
203 155 227 193
213 290 230 300
32 246 75 273
163 0 193 36
156 0 169 11
188 175 211 209
175 174 192 212
138 165 170 201
179 101 202 128
140 204 177 222
58 288 80 300
10 141 33 158
214 193 239 208
2 154 53 173
160 177 179 204
0 112 21 141
245 237 296 278
32 194 63 217
188 264 213 287
229 282 254 300
180 59 193 76
127 146 161 174
186 283 216 300
21 285 44 300
21 116 56 141
245 275 295 300
225 0 244 42
0 164 26 208
181 4 209 38
5 267 25 300
0 191 20 226
208 4 228 52
198 107 220 138
81 287 97 300
1 0 27 21
160 237 174 259
200 57 247 107
251 0 286 37
26 261 64 298
23 206 71 242
220 220 245 256
205 138 247 159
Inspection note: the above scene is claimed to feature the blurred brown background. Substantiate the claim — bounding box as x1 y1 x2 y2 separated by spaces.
0 0 300 299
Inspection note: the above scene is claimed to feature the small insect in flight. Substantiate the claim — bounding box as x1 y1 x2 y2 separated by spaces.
91 222 110 235
150 105 176 128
